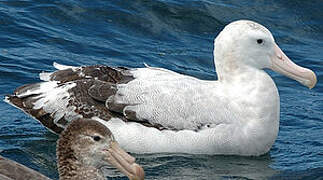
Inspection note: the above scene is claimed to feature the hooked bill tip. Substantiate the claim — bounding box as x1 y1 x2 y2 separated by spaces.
307 70 317 89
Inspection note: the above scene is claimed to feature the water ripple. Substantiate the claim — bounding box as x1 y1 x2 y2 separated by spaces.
0 0 322 179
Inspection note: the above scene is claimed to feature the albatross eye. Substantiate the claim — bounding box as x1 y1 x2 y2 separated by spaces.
257 39 263 44
93 136 101 141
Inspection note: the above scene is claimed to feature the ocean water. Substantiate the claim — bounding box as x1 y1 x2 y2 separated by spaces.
0 0 322 179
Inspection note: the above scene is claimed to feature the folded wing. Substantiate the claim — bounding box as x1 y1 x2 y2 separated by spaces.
6 63 231 133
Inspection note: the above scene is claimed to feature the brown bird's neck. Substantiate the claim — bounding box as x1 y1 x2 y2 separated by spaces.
57 156 106 180
56 135 106 180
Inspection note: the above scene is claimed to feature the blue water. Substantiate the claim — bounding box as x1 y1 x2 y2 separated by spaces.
0 0 322 179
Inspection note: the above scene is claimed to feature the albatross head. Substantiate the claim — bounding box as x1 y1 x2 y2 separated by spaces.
214 20 316 88
57 119 144 180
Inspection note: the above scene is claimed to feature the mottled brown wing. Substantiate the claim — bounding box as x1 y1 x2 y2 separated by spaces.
45 64 133 84
6 65 133 134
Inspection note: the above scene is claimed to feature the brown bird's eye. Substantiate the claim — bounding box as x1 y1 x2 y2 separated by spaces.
93 136 101 141
257 39 263 44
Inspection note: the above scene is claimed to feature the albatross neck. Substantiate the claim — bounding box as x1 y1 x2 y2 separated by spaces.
214 56 260 83
215 59 280 126
57 156 106 180
57 145 106 180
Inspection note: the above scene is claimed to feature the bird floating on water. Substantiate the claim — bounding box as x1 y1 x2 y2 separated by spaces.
5 20 317 156
0 119 144 180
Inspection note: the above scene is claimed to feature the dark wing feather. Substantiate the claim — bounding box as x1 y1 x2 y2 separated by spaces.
6 65 134 134
88 81 117 102
7 79 118 134
48 65 133 83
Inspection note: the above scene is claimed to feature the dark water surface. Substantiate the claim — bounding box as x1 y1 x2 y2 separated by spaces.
0 0 322 179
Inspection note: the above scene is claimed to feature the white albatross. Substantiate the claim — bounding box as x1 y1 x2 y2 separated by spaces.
0 118 144 180
5 20 317 156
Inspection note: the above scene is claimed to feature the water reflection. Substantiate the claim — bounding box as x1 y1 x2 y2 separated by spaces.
135 153 278 180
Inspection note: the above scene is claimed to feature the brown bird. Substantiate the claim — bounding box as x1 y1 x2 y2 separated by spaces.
0 118 144 180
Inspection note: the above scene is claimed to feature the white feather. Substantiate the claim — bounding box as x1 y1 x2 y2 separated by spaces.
53 62 77 70
39 72 52 81
29 81 82 127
